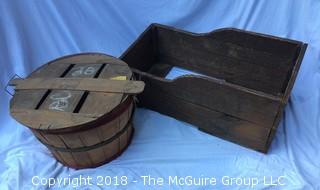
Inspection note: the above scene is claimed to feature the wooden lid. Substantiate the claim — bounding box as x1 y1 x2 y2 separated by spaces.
10 53 143 131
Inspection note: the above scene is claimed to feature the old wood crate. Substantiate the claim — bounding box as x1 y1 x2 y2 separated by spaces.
121 24 307 153
9 53 144 169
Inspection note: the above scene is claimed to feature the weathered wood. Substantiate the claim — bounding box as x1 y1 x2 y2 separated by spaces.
10 63 71 110
140 86 270 152
121 23 307 153
79 62 133 115
10 53 139 169
156 26 297 95
11 108 101 129
46 122 133 169
10 78 145 94
120 25 157 72
141 75 281 127
38 63 101 113
148 62 173 77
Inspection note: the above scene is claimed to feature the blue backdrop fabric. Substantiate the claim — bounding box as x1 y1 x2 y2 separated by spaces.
0 1 319 189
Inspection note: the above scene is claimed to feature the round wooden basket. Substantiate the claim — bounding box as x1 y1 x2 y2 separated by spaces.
9 53 144 169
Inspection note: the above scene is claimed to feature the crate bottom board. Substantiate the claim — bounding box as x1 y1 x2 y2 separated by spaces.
138 89 270 153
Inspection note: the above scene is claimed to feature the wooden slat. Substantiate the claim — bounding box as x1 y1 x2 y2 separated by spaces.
120 26 157 72
59 134 84 148
71 152 93 168
9 63 71 110
156 27 299 95
87 147 107 165
98 119 118 141
103 139 119 159
139 88 270 152
79 62 133 115
40 133 68 148
10 78 144 94
143 76 280 127
148 62 173 77
11 108 101 129
38 63 101 113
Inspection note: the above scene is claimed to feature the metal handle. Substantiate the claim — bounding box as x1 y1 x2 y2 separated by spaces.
4 74 22 96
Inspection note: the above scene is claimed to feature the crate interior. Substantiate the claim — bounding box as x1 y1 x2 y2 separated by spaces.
122 25 302 96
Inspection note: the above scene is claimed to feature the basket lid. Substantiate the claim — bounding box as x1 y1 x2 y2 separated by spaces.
9 53 144 131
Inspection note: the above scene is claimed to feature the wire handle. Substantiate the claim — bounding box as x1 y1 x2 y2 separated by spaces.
5 74 22 96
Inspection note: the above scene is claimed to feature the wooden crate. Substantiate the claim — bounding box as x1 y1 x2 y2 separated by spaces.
9 53 144 168
120 24 307 153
